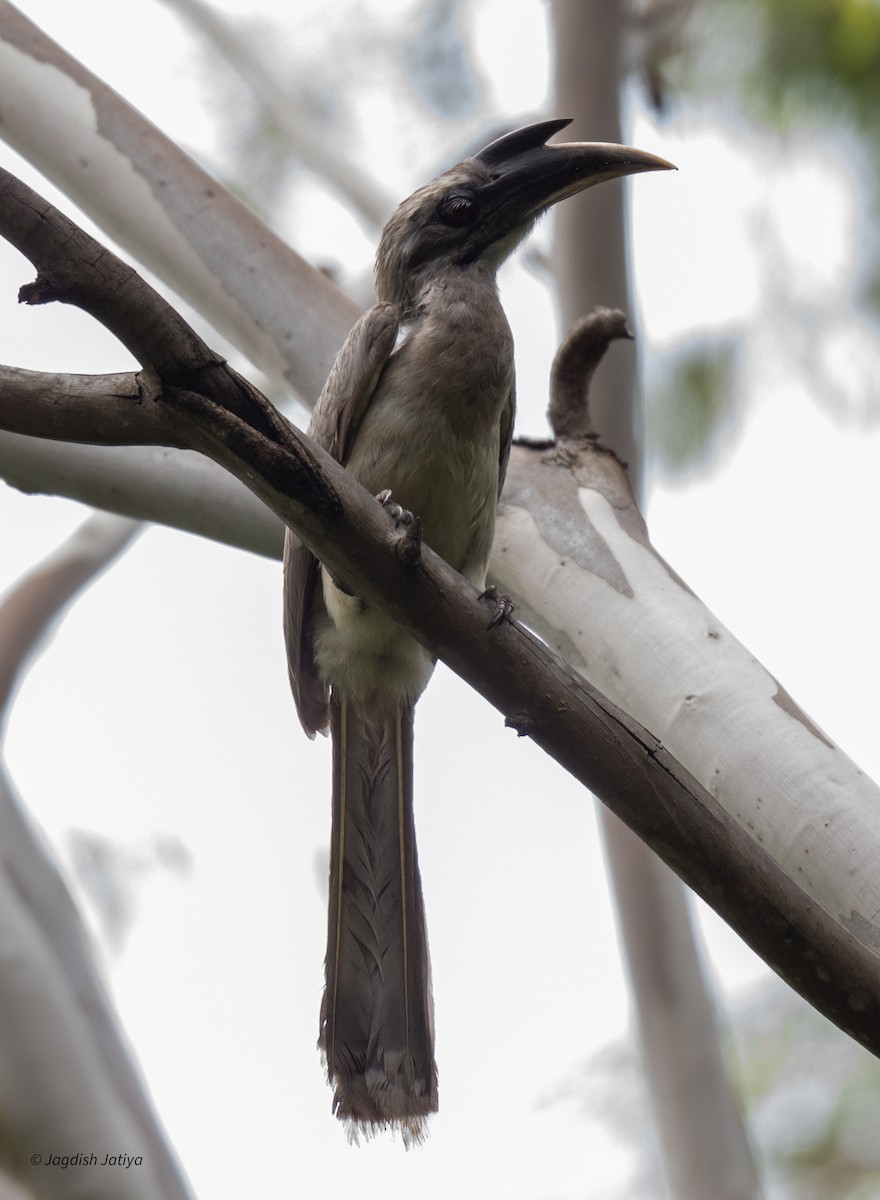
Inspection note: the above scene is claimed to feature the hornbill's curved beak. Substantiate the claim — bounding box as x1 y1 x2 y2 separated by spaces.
471 118 675 248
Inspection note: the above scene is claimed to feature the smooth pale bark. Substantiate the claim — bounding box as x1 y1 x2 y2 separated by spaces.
494 433 880 979
0 509 142 719
550 3 759 1196
550 0 641 479
0 0 359 402
0 833 183 1200
0 429 282 558
0 514 192 1200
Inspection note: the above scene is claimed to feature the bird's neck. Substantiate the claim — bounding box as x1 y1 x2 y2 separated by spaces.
406 266 511 358
395 264 513 436
399 261 498 324
412 262 509 369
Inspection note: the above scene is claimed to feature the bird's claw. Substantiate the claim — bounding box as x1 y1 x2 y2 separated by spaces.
480 584 515 629
377 491 422 566
377 489 416 530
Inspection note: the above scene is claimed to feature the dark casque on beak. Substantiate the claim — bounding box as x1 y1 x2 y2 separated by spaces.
472 117 675 241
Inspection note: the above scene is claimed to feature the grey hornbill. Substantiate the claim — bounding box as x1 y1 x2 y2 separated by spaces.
283 118 672 1141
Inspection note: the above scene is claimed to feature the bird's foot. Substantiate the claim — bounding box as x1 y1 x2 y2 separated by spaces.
376 489 415 529
480 584 515 629
377 490 422 567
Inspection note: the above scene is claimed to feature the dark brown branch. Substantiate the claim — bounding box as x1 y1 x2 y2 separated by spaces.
7 178 216 382
547 306 633 441
3 168 880 1067
0 367 158 446
4 172 287 444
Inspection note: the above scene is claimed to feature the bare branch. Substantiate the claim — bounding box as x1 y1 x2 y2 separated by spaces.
0 429 282 558
550 5 758 1196
0 514 191 1198
551 0 643 478
0 0 359 399
0 510 141 726
547 306 632 440
0 367 167 446
0 766 193 1199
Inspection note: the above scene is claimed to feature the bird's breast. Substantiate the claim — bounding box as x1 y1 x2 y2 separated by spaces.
346 396 501 583
344 298 513 583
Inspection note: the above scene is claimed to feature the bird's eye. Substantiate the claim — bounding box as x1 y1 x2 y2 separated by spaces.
436 193 478 227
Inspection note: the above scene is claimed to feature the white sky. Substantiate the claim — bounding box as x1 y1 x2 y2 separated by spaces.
2 2 880 1198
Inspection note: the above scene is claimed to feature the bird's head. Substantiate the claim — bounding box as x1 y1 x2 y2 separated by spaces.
375 118 674 310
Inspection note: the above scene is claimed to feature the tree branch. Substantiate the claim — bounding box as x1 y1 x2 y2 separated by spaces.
0 0 359 400
550 5 758 1196
0 429 283 558
0 514 192 1198
0 509 141 722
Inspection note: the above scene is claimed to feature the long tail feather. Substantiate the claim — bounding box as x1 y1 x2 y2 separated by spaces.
321 695 437 1143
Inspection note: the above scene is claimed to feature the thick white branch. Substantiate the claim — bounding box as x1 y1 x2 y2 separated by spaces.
0 768 192 1199
0 0 359 401
494 449 880 955
0 431 282 559
0 512 191 1199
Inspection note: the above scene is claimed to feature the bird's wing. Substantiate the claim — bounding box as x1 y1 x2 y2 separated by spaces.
283 302 400 736
319 302 401 464
497 375 516 499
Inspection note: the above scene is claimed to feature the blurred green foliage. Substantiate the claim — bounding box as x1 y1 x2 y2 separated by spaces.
647 343 737 474
666 0 880 139
734 985 880 1200
577 981 880 1199
647 0 880 473
732 0 880 134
